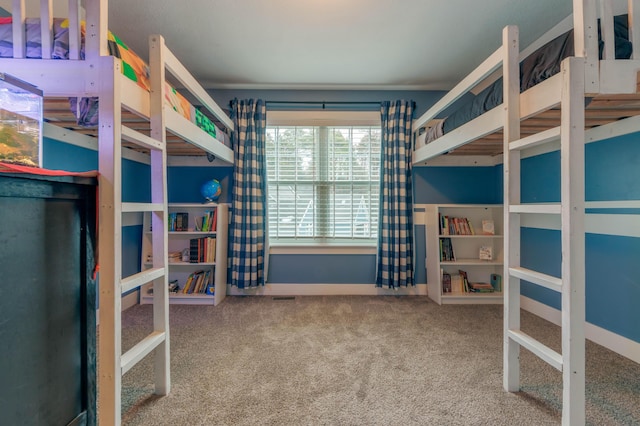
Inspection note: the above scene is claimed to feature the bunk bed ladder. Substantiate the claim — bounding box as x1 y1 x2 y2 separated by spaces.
503 43 587 426
98 51 171 425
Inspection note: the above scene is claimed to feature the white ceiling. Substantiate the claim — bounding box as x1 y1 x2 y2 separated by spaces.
7 0 574 90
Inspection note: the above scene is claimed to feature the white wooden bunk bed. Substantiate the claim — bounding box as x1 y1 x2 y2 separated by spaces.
413 1 639 425
0 1 234 424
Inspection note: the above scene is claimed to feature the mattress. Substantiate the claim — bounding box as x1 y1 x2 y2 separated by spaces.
0 17 223 143
423 14 633 145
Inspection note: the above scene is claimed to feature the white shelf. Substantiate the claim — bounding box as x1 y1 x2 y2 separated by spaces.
425 204 504 305
169 231 217 236
440 259 503 266
140 203 229 306
441 292 504 305
145 262 217 267
140 291 216 306
439 234 503 239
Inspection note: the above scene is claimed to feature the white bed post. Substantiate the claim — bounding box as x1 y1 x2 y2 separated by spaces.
629 0 640 59
97 56 123 426
560 56 587 426
39 0 52 59
502 25 521 392
149 34 171 396
67 0 81 60
574 0 599 93
11 0 25 58
84 0 109 60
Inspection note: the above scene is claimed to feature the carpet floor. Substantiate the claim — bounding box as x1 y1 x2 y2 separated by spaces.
119 295 640 425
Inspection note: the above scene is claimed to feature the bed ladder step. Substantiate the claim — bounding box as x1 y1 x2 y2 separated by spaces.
122 125 165 152
509 126 560 151
121 202 165 213
507 329 563 371
509 203 561 214
509 267 562 292
121 267 165 294
121 331 166 375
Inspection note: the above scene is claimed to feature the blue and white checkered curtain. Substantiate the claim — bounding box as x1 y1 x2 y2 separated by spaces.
376 100 414 289
229 99 267 288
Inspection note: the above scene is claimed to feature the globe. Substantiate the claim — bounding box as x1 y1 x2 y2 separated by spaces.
201 179 222 203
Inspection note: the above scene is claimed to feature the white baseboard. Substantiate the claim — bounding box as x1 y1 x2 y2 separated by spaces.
122 291 139 311
227 283 428 297
95 291 140 326
521 296 640 364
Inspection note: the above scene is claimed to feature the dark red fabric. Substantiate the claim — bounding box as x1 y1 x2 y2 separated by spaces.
0 161 98 177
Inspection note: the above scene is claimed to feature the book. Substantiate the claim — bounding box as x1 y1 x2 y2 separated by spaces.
458 269 469 292
189 238 200 263
490 274 502 292
468 281 494 292
439 237 455 262
442 271 452 293
451 273 464 293
479 246 493 261
481 219 495 235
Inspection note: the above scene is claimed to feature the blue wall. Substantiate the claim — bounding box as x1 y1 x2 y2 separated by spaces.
43 138 150 289
168 166 233 204
517 134 640 343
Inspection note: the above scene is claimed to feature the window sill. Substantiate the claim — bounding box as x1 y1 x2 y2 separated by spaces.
269 242 377 255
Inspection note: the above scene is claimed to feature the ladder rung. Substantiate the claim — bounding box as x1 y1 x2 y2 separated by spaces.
121 331 166 375
509 204 561 215
507 329 563 371
121 125 165 152
122 202 164 213
509 126 560 151
509 267 562 292
121 267 165 294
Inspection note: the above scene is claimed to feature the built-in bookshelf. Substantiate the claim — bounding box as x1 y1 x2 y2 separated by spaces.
140 203 229 306
425 204 503 305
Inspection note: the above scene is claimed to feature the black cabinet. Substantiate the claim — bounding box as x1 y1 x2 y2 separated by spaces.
0 172 97 426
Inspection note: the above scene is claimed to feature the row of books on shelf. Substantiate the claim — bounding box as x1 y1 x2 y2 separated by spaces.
439 214 475 235
442 269 502 293
196 209 217 232
181 270 214 295
438 214 495 236
190 237 216 263
440 238 495 262
166 209 218 232
168 212 189 231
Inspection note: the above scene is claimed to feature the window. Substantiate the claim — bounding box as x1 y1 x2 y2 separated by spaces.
266 113 381 244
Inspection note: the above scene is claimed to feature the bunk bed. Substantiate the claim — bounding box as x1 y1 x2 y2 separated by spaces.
412 1 639 425
0 1 234 425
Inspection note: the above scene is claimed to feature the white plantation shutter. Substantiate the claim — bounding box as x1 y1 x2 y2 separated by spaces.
266 125 381 242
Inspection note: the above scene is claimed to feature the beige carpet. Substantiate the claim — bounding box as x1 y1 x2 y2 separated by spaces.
119 295 640 425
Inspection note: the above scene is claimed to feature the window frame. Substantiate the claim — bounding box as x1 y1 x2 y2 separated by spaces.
266 110 381 249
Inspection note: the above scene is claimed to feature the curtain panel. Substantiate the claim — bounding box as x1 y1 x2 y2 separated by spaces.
229 99 267 288
376 100 415 289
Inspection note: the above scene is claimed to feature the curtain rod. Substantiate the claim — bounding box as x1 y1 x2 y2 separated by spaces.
266 101 382 109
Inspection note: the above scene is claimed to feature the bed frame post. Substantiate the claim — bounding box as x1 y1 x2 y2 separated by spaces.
149 34 171 396
39 0 53 59
502 24 521 393
97 56 123 426
629 0 640 59
560 56 586 426
573 0 600 93
85 0 109 59
11 0 26 58
67 0 81 60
